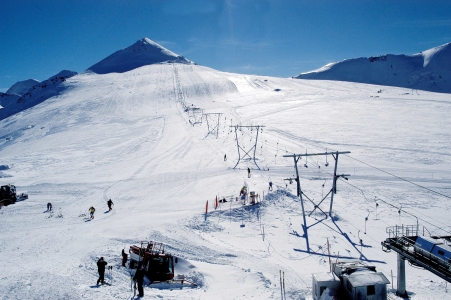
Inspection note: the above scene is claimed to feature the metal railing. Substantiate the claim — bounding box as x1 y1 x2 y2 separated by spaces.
386 224 418 238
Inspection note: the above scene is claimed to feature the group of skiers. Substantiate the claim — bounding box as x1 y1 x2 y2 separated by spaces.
45 199 114 220
87 199 114 220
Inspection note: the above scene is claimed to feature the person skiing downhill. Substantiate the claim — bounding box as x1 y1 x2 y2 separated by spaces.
96 257 108 285
89 206 95 219
247 167 251 178
269 181 273 191
107 199 113 211
47 202 52 212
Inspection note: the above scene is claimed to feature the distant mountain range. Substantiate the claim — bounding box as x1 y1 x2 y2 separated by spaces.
0 71 77 120
1 38 450 121
296 42 451 93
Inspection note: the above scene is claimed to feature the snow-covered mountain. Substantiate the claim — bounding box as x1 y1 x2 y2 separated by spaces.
86 37 195 74
0 38 194 121
0 93 20 110
296 42 451 93
0 38 450 300
0 70 77 120
6 79 40 96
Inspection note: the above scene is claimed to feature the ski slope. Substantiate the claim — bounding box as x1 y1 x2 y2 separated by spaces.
0 61 450 300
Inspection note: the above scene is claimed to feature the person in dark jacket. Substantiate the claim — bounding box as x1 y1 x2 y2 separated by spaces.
97 257 108 285
121 248 128 267
134 263 146 297
107 199 114 211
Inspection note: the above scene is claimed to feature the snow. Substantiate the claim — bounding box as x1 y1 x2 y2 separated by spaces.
86 38 195 75
0 93 19 111
0 42 450 300
296 42 451 93
6 79 40 96
346 270 390 287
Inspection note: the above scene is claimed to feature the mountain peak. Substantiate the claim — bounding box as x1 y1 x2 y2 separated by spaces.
86 37 195 74
6 79 40 96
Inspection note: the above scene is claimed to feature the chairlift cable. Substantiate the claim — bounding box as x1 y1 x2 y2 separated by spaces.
344 154 451 201
316 155 450 231
337 177 451 235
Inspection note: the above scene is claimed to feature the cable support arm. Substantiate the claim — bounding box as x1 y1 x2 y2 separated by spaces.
283 151 350 158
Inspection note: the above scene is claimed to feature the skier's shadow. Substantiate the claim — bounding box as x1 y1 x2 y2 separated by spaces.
89 285 100 288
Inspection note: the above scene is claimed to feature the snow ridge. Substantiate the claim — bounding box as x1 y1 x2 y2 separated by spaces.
6 79 40 96
0 70 77 121
86 37 195 74
296 42 451 93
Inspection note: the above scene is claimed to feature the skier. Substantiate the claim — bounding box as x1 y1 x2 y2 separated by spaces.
240 186 247 201
134 263 145 297
224 154 227 161
47 202 52 212
247 167 251 178
89 206 95 219
269 181 273 191
96 257 108 285
107 199 114 211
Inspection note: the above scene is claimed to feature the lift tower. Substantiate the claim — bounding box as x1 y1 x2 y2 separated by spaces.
204 113 222 138
230 125 264 170
283 151 350 252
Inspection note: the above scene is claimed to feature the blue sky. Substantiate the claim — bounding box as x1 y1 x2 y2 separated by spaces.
1 0 450 92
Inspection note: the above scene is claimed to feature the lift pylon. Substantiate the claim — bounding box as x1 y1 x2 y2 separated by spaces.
204 113 222 138
283 150 350 252
230 125 265 170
